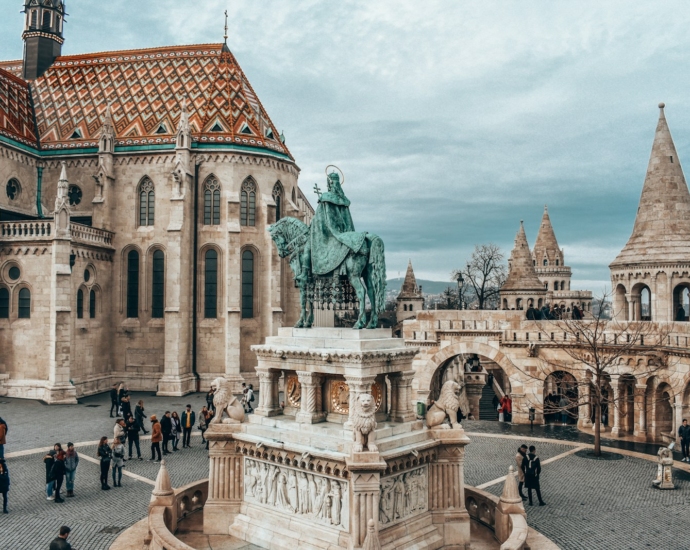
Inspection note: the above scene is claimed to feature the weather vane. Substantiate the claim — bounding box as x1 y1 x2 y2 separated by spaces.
224 10 228 44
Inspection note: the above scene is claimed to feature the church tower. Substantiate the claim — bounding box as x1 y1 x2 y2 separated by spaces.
396 260 424 322
500 221 547 310
22 0 66 80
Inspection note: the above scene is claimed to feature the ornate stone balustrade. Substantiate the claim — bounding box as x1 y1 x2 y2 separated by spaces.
0 220 53 240
464 486 529 550
70 222 114 248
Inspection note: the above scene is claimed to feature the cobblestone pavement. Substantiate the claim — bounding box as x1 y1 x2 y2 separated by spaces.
0 394 688 549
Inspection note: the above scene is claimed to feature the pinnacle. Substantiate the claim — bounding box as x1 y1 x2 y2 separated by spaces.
59 161 67 182
397 260 421 299
502 222 546 292
533 204 561 264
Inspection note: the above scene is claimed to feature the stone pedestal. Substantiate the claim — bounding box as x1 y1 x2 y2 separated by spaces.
346 452 387 549
463 373 486 420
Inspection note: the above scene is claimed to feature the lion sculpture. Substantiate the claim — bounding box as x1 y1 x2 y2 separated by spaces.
352 393 378 452
426 380 467 429
210 377 246 424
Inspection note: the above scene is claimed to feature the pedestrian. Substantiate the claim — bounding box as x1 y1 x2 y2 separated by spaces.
181 404 195 448
111 437 125 487
492 394 500 419
161 411 172 455
202 408 214 450
150 414 162 462
135 400 148 434
521 445 545 506
0 460 9 513
498 396 505 422
246 384 255 413
558 395 569 425
113 418 126 446
504 395 512 423
49 526 73 550
50 451 66 503
487 372 494 389
97 436 112 490
120 395 132 421
515 445 527 500
109 383 119 417
64 443 79 498
126 415 142 460
198 406 209 445
117 382 125 415
171 411 181 452
679 418 690 462
0 417 7 459
206 386 216 413
44 443 60 501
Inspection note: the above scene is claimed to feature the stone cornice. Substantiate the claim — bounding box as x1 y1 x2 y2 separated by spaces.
251 345 418 364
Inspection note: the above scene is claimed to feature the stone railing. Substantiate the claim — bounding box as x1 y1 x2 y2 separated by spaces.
70 222 114 248
0 220 53 240
465 486 529 550
147 479 208 550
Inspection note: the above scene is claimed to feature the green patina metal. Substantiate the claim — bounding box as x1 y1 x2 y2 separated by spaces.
269 169 387 329
36 166 43 218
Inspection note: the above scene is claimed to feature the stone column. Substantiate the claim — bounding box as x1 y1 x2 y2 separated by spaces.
626 294 634 321
389 370 416 422
634 384 647 437
578 382 592 428
203 424 243 535
295 372 326 424
463 372 486 421
344 375 377 429
429 428 471 549
674 402 683 445
610 375 621 436
346 453 387 549
254 368 281 417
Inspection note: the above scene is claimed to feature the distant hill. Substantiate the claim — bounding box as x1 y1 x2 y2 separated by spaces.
386 278 455 296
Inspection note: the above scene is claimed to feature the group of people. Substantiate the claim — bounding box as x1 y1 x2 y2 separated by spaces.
544 392 572 425
43 442 80 503
515 444 546 506
492 394 512 422
525 303 584 320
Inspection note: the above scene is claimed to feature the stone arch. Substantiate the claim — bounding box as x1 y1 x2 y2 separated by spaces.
543 370 578 425
613 283 628 320
672 281 690 321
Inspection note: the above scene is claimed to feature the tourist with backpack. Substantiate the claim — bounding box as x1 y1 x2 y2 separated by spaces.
521 445 545 506
245 384 255 413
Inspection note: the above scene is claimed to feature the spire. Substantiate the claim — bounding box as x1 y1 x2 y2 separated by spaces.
222 10 230 53
532 205 561 265
612 103 690 266
502 222 546 291
397 260 422 299
22 0 66 80
175 99 191 150
99 103 115 154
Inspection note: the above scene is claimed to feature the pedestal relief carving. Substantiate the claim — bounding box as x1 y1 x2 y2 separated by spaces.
286 374 301 407
330 380 384 415
243 457 349 529
379 466 428 526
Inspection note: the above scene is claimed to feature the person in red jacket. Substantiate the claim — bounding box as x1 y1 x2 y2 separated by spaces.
149 415 162 463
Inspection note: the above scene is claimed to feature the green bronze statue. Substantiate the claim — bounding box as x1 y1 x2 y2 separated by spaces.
269 168 386 329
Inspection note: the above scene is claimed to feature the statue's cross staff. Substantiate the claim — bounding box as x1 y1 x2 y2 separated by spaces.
313 183 322 198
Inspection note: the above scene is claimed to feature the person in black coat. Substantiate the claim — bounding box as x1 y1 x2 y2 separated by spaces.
0 460 9 513
521 445 545 506
160 411 172 455
135 400 148 435
50 451 67 503
126 415 142 460
109 384 118 417
206 388 215 413
120 395 132 422
44 444 60 500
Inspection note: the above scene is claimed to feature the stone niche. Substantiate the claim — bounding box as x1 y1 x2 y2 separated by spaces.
203 327 471 550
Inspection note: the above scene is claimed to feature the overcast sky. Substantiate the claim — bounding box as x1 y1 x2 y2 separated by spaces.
3 1 690 293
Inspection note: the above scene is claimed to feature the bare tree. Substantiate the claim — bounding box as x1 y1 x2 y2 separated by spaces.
516 291 674 456
452 243 507 310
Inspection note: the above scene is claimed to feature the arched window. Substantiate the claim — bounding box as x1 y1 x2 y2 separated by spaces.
554 281 559 291
555 259 560 266
30 10 37 28
403 304 407 311
204 249 218 318
127 250 139 318
0 288 8 318
409 304 414 311
241 249 254 319
152 250 165 318
640 287 651 321
240 178 256 227
204 177 221 225
273 181 283 222
139 178 155 226
89 289 96 319
77 289 84 319
18 288 30 318
292 188 296 203
42 10 51 29
543 259 548 266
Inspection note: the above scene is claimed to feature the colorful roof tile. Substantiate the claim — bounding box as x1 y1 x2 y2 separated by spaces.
0 67 38 148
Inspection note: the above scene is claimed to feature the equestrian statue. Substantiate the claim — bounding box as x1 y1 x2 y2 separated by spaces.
268 167 386 329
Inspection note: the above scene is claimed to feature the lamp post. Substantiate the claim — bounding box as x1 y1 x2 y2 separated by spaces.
456 272 464 310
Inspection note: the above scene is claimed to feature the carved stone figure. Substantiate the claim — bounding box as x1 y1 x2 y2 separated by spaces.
653 443 675 489
426 380 464 429
210 377 245 424
352 393 378 452
288 470 299 511
379 466 428 526
298 471 311 514
330 481 342 526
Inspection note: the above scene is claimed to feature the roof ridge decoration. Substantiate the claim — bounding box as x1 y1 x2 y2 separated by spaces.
502 221 546 292
611 103 690 267
532 204 561 262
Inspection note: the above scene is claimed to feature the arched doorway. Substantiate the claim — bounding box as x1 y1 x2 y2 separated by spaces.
591 375 613 428
655 382 674 437
672 283 690 321
543 371 578 425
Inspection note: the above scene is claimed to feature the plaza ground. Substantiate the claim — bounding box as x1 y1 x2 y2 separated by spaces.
0 393 688 550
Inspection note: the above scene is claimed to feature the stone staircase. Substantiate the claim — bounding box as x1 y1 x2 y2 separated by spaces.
478 383 498 420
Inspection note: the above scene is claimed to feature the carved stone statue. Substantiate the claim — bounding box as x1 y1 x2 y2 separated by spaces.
210 377 245 424
351 393 378 452
426 380 466 429
653 442 675 489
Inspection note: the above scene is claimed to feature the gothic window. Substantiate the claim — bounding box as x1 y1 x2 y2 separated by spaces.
543 259 548 266
555 259 560 266
204 177 221 225
0 288 8 318
30 10 37 28
89 289 96 319
77 289 84 319
139 179 155 226
240 178 256 226
127 250 139 318
6 178 20 200
42 10 51 29
292 188 296 203
152 250 165 318
68 185 82 206
241 249 254 319
18 288 30 318
272 181 283 222
204 249 218 318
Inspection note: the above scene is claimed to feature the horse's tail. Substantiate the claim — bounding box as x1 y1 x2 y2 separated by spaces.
368 234 387 315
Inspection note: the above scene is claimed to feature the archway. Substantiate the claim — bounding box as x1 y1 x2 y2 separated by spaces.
614 284 628 320
516 298 523 310
631 283 651 321
655 382 674 437
543 371 578 425
619 374 636 434
672 283 690 321
592 375 613 428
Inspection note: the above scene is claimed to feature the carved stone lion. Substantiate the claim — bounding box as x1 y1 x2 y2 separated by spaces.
426 380 462 429
210 377 245 424
352 393 378 452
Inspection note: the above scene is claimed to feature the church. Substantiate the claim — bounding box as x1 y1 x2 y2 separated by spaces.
0 1 312 403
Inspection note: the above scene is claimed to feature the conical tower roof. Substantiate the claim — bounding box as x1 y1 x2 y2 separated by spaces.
397 260 422 299
611 103 690 266
533 205 561 262
502 222 546 292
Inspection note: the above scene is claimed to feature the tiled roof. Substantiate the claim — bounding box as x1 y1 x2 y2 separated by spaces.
3 44 291 158
0 67 38 148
